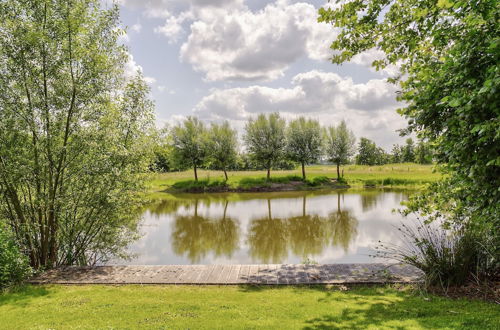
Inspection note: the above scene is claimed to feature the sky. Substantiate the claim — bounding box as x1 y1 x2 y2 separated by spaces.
113 0 407 150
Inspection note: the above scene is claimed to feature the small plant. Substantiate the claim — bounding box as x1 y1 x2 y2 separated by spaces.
301 257 318 265
0 224 32 288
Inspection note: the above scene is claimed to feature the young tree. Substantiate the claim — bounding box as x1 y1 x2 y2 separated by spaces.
244 113 286 180
325 120 356 179
207 121 238 181
0 1 155 268
286 117 323 179
170 117 208 181
402 138 415 163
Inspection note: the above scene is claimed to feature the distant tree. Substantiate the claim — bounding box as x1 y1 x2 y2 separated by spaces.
207 121 238 181
356 138 387 165
390 144 403 163
325 120 356 179
286 117 323 179
170 117 208 181
402 138 415 163
415 140 433 164
244 113 286 180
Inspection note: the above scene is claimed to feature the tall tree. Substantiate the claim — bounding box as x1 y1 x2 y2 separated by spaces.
320 0 499 279
325 120 356 179
207 121 238 181
390 144 403 163
415 140 433 165
356 138 382 166
402 138 415 163
0 1 154 268
170 117 208 181
286 117 323 179
244 113 286 180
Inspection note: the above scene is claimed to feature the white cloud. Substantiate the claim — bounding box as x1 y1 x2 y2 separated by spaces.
124 54 157 86
192 70 405 148
131 23 142 33
167 1 337 81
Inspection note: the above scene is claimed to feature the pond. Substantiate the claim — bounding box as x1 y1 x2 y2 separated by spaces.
117 189 417 265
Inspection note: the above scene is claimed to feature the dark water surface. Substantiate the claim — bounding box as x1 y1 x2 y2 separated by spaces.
117 189 417 265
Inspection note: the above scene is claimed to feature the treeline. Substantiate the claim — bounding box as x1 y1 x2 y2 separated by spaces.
152 113 433 180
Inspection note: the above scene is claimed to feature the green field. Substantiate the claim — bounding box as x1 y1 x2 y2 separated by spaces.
147 163 441 196
1 285 497 329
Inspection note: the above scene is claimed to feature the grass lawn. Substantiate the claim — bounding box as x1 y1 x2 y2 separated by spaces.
1 285 498 329
147 163 441 196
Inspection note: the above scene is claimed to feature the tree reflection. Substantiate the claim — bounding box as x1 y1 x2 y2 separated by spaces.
171 200 240 263
247 199 289 263
329 193 358 251
247 193 358 263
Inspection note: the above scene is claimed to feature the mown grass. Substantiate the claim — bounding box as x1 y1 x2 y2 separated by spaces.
146 164 440 196
1 285 497 329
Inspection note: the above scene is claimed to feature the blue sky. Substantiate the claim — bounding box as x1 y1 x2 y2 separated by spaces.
115 0 407 149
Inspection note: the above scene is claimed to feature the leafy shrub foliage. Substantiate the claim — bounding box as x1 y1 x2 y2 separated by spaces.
0 224 32 288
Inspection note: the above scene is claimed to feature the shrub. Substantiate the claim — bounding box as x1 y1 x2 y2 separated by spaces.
0 224 32 288
306 176 331 186
170 179 227 192
375 219 491 287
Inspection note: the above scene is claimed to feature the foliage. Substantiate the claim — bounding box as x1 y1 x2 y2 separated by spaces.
0 0 154 268
355 138 386 165
286 117 323 179
170 179 228 192
170 117 208 181
1 285 498 328
402 138 415 163
0 224 32 288
207 121 238 180
415 140 433 164
244 113 287 180
325 120 356 178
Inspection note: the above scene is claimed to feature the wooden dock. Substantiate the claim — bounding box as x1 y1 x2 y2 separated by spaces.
30 263 422 285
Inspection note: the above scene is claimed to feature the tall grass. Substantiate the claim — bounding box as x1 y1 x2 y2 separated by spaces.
374 219 491 288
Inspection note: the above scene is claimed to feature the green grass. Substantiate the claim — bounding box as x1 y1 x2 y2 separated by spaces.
1 285 498 329
146 164 440 196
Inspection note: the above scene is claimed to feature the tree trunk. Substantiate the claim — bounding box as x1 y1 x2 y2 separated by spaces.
301 162 306 179
223 169 228 181
194 164 198 181
336 163 340 180
267 167 271 180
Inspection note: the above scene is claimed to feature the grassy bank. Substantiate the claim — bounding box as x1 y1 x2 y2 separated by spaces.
1 285 497 329
147 164 440 195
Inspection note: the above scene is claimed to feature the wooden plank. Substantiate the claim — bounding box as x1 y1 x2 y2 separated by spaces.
194 265 216 284
226 265 242 284
206 264 224 284
237 265 250 283
247 265 260 284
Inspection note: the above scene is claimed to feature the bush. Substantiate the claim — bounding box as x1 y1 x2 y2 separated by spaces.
0 224 32 288
170 179 227 192
375 219 491 287
306 176 331 186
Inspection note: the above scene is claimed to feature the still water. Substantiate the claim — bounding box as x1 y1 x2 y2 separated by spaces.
120 189 416 265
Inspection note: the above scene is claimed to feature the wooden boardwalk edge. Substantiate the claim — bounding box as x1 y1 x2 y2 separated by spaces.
29 263 423 285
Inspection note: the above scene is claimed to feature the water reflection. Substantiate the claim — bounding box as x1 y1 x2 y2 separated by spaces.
248 194 357 263
121 189 414 265
172 200 240 263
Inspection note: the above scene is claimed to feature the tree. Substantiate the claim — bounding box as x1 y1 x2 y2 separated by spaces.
391 144 403 163
319 0 499 280
286 117 323 179
207 121 238 181
170 117 208 181
244 113 286 180
325 120 356 179
356 138 384 166
402 138 415 163
0 1 155 268
415 140 433 164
